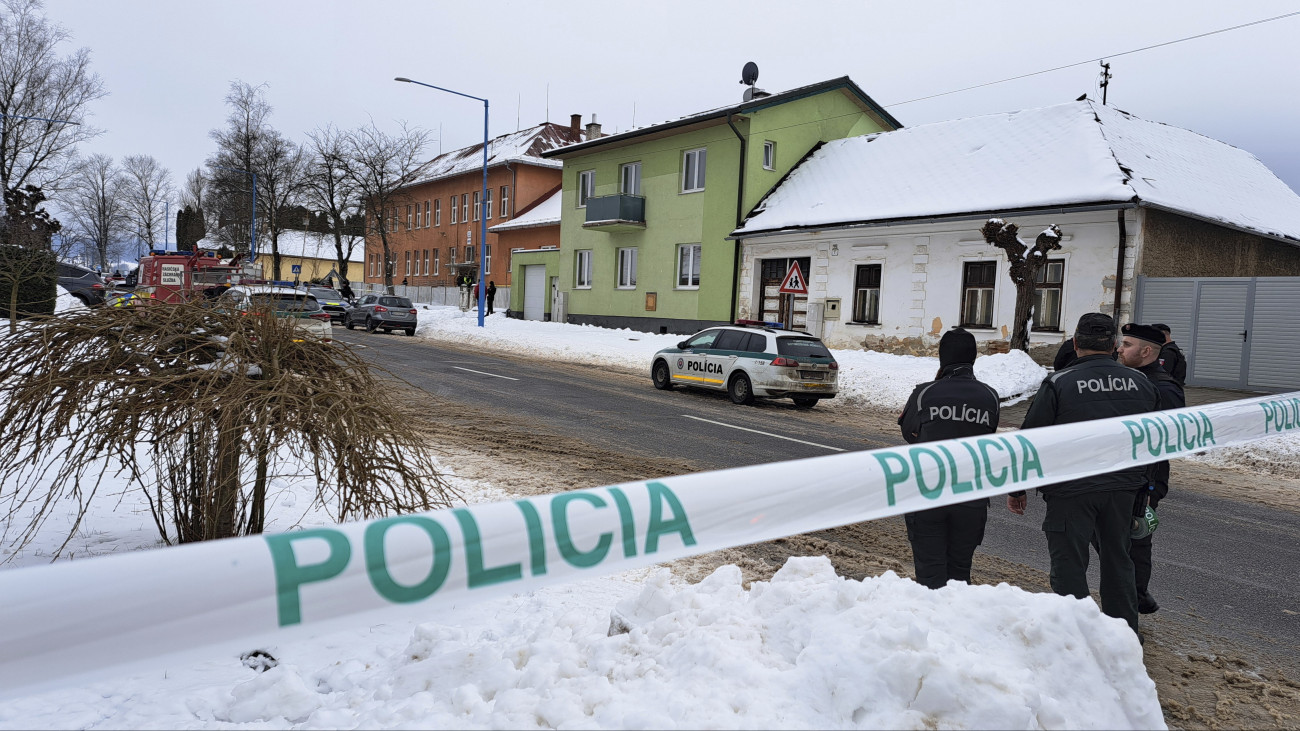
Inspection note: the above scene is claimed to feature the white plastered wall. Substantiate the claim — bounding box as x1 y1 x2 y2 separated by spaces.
737 208 1139 350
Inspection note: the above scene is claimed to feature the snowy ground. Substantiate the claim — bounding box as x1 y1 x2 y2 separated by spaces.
0 298 1199 728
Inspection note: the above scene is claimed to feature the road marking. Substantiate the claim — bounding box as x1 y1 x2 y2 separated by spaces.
451 366 519 381
680 415 845 452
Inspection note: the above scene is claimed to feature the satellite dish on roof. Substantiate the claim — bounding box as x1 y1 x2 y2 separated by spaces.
740 61 759 86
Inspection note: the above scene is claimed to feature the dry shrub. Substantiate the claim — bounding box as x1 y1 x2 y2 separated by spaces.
0 300 454 558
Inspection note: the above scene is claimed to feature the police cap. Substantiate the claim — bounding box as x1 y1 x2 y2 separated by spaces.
1122 323 1165 346
1074 312 1115 338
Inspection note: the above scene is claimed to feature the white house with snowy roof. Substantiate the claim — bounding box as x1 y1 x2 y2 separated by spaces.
732 100 1300 391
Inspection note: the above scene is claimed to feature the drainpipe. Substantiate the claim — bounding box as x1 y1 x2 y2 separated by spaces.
726 113 747 323
1112 208 1127 319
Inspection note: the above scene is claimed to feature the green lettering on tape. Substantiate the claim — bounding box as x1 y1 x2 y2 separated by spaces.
266 529 352 627
607 487 638 559
454 508 522 588
645 481 697 553
552 493 614 568
910 446 946 500
363 516 452 604
874 452 910 506
515 500 548 576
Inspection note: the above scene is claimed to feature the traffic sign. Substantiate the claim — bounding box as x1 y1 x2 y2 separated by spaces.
291 264 302 274
778 262 808 295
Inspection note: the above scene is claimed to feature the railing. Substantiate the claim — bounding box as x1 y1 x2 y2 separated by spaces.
584 194 646 226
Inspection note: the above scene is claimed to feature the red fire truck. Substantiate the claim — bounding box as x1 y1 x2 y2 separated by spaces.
133 250 247 303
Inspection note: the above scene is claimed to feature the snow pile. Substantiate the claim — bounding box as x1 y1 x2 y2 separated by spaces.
0 558 1164 729
54 285 84 313
1189 431 1300 479
413 305 1047 410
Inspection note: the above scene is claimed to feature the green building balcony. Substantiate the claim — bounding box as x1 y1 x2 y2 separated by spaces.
582 194 646 232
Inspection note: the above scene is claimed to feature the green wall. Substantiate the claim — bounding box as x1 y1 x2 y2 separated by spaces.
554 88 891 329
509 249 559 315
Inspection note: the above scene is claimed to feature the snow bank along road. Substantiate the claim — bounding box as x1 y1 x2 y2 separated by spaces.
336 329 1300 678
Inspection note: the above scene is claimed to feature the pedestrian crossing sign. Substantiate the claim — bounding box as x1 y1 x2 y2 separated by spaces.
778 262 808 294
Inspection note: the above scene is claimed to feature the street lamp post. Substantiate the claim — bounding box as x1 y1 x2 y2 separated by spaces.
395 76 489 328
212 165 257 264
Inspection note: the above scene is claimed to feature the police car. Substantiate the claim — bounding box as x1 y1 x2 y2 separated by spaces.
651 321 839 407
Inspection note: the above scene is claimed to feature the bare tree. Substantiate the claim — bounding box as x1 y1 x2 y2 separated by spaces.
337 121 431 294
63 153 127 270
0 0 106 194
0 301 454 554
980 218 1063 352
207 81 270 257
119 153 173 249
304 125 362 287
253 128 306 281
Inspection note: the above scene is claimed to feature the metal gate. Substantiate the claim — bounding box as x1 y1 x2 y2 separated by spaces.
523 265 546 321
1135 276 1300 392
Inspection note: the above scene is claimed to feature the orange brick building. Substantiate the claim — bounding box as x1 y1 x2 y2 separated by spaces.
363 118 586 289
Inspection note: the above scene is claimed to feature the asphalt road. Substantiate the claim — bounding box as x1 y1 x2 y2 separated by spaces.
334 328 1300 672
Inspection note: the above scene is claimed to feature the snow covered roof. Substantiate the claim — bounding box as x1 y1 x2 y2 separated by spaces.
544 76 901 159
409 123 582 187
258 230 364 262
488 188 562 232
736 101 1300 245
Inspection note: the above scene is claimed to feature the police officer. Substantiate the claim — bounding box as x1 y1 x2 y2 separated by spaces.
1118 323 1186 615
1150 324 1187 386
1007 313 1160 636
898 328 1001 589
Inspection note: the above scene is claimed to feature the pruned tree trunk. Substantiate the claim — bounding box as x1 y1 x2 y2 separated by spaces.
981 219 1063 352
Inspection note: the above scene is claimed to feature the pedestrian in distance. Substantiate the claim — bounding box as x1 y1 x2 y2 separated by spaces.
1117 323 1187 615
339 280 354 303
486 280 497 316
1150 324 1187 386
1007 312 1160 638
401 277 408 287
897 328 1002 590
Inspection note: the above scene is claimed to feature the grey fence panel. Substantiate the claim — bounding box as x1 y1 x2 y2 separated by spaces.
1247 278 1300 390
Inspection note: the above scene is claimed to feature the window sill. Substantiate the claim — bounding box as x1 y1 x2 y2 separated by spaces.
675 286 700 291
960 326 998 332
575 285 592 290
844 321 881 327
616 286 637 291
680 189 704 195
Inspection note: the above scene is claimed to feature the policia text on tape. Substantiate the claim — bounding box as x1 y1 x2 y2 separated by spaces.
0 392 1295 695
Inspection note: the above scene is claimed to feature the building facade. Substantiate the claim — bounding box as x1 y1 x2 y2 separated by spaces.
539 77 900 334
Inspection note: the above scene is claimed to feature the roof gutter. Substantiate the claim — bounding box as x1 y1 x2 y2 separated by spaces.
728 202 1140 241
726 112 746 323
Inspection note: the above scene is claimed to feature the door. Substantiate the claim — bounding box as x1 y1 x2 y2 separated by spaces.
759 257 811 328
1190 281 1250 387
673 329 724 388
523 265 545 321
1247 278 1300 390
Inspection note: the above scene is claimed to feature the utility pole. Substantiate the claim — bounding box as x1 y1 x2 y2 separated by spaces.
1099 61 1112 105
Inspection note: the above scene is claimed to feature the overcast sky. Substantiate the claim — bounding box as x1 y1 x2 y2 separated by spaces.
44 0 1300 216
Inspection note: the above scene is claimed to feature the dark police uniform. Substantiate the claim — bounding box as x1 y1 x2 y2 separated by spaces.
898 363 1001 589
1018 351 1160 632
1132 358 1185 612
1158 341 1187 386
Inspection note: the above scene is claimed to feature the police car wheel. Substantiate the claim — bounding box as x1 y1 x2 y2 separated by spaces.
405 328 416 336
365 318 377 333
792 397 819 409
728 373 755 405
652 360 674 390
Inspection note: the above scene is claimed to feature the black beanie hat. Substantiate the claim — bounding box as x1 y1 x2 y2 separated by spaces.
939 327 978 368
1122 322 1165 347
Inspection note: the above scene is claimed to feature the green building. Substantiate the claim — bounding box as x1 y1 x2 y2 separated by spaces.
538 76 900 334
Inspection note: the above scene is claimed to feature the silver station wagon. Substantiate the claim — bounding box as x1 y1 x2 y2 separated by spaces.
651 322 839 408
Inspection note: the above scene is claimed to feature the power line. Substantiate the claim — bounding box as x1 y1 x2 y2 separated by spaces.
885 10 1300 107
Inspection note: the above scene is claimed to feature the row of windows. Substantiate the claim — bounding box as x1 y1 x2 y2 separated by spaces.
846 259 1065 330
573 141 780 208
574 244 702 290
384 186 512 233
368 245 495 278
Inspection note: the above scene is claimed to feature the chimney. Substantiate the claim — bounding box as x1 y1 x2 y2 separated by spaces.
570 114 581 136
585 113 602 140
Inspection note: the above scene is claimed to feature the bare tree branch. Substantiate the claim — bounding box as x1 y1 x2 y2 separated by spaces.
980 218 1063 351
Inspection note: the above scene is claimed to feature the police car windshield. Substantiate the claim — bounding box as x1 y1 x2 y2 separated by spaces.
309 288 341 300
380 296 412 308
250 294 321 312
776 337 831 358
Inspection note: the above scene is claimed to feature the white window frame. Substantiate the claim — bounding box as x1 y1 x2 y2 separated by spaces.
472 191 480 221
404 251 411 276
762 140 776 170
460 194 468 222
620 161 642 195
500 185 509 217
465 244 474 264
406 205 413 230
682 148 706 193
434 199 441 227
449 196 457 224
484 244 492 273
424 200 431 228
575 249 593 288
449 246 456 265
484 188 492 220
578 170 595 207
616 247 638 289
423 249 429 276
433 248 440 275
676 244 701 289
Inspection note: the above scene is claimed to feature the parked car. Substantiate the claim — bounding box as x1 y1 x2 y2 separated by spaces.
303 286 352 324
345 294 418 335
56 262 107 306
650 322 839 407
216 285 332 340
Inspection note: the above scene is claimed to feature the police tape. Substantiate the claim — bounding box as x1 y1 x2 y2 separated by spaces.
1 391 1298 695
